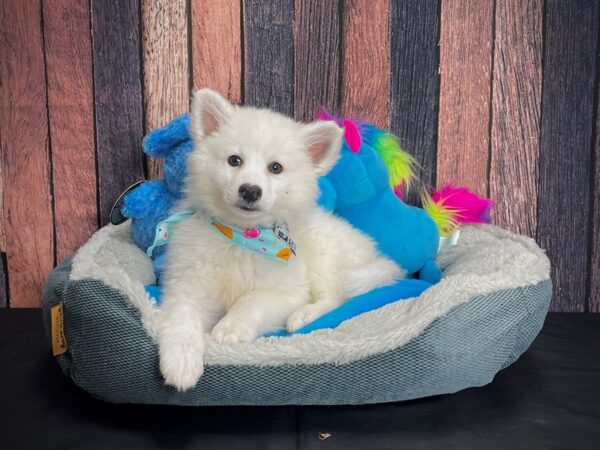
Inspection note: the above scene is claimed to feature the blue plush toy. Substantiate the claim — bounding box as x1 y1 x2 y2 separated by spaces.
316 114 442 283
121 115 193 279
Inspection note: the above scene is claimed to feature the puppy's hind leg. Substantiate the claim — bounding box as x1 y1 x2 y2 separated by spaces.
287 256 345 333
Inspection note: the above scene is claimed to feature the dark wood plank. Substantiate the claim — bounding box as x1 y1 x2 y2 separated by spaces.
191 0 242 103
43 0 98 262
243 0 295 114
341 0 389 129
0 150 5 252
142 0 189 179
588 29 600 313
293 0 341 121
538 0 599 312
0 253 7 307
91 0 145 226
0 0 54 307
489 0 542 238
437 0 494 196
389 0 440 201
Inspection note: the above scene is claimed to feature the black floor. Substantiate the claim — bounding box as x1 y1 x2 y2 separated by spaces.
1 310 599 450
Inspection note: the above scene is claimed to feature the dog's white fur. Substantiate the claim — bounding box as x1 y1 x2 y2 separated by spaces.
157 89 403 391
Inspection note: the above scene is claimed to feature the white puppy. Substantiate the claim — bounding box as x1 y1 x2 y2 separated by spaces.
157 89 403 391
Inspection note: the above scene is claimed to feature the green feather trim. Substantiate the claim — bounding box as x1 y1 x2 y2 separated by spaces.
421 191 460 237
373 133 415 192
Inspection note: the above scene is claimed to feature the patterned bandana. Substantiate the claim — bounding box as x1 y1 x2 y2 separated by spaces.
146 207 296 263
208 217 296 263
146 208 197 257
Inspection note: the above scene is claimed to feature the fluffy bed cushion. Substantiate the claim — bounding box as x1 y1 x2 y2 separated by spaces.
43 223 551 405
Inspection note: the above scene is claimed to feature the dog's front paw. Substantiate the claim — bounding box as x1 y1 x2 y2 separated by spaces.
158 333 205 392
286 303 324 333
211 319 257 344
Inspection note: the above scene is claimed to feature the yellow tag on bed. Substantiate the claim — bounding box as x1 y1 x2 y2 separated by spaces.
50 303 67 356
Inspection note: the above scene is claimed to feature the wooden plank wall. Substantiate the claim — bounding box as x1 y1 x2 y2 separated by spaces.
44 0 98 263
490 0 542 238
389 0 440 202
437 0 494 197
1 1 599 311
538 0 599 312
141 0 189 180
91 0 145 227
243 0 295 115
0 0 54 307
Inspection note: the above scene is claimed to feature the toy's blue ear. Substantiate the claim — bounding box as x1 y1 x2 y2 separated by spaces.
143 114 191 158
164 140 194 197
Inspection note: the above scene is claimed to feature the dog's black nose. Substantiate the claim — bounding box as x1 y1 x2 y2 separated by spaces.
239 184 262 203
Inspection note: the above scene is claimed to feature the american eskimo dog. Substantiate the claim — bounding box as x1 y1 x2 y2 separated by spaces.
157 89 403 391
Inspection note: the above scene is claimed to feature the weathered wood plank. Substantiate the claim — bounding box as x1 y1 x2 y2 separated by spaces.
91 0 145 226
293 0 341 122
490 0 542 238
0 0 54 307
191 0 241 103
389 0 440 201
0 147 5 252
341 0 389 129
243 0 295 114
43 0 97 262
0 253 7 307
592 77 600 313
142 0 189 179
437 0 494 196
538 0 599 312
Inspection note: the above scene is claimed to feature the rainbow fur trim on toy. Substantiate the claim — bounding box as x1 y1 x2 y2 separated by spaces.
317 111 494 240
318 112 416 198
422 185 494 237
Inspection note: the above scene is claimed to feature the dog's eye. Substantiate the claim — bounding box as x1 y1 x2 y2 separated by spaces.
269 162 283 174
228 155 242 167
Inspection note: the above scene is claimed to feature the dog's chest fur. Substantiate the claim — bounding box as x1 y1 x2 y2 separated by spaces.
170 214 310 311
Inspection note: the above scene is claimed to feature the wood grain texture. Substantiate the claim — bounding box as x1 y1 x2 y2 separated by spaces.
142 0 189 179
341 0 389 128
489 0 542 237
43 0 97 262
0 146 5 251
588 31 600 313
92 0 145 226
191 0 242 103
538 0 599 312
243 0 295 114
0 0 54 307
0 253 7 307
293 0 341 122
437 0 494 196
389 0 440 202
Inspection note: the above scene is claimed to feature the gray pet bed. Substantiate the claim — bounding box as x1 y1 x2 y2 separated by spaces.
42 223 551 406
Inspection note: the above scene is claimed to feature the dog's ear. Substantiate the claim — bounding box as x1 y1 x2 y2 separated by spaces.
190 88 234 141
301 121 344 176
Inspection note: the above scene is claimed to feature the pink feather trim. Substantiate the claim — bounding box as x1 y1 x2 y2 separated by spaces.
342 119 362 153
432 185 494 224
316 110 334 122
393 183 406 200
317 109 362 153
